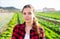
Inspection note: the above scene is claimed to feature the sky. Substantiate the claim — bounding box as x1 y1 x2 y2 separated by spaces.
0 0 60 10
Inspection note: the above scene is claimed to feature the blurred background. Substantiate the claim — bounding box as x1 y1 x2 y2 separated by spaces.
0 0 60 39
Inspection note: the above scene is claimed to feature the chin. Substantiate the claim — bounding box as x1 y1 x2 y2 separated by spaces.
25 21 30 23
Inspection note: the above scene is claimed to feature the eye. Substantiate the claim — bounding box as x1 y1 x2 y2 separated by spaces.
23 12 26 15
28 12 32 15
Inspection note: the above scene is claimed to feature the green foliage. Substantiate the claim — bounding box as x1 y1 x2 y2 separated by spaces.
36 12 60 20
0 13 18 39
36 12 60 39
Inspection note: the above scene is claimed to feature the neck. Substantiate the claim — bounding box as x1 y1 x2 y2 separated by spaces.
25 22 33 27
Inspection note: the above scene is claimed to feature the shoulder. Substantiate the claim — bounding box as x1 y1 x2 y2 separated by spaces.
13 23 24 30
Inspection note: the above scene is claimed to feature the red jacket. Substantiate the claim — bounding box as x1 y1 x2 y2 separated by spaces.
11 22 45 39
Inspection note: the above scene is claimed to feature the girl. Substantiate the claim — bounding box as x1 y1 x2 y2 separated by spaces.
11 4 45 39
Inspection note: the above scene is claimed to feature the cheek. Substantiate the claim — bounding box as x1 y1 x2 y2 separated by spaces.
29 15 33 20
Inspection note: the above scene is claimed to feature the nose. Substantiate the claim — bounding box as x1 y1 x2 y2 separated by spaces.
26 13 29 17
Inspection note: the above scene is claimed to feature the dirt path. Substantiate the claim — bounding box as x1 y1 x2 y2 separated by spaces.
0 12 14 32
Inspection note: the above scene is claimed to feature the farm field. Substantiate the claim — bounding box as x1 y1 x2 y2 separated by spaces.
36 12 60 20
0 12 60 39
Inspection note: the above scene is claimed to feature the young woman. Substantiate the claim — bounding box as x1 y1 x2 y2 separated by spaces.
11 4 45 39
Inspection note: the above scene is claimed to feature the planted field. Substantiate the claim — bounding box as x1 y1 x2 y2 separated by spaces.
36 12 60 39
38 18 60 39
0 12 60 39
36 12 60 20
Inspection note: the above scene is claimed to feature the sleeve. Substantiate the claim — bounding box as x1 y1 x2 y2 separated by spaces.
39 28 46 39
11 24 19 39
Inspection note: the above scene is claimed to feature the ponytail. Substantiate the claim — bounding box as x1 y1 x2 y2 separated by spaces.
33 17 41 37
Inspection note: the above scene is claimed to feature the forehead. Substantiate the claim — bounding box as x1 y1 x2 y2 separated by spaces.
23 8 33 12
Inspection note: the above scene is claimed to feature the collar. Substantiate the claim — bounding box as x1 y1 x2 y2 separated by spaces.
23 22 36 31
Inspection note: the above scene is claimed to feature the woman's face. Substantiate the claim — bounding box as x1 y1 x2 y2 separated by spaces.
22 8 34 23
